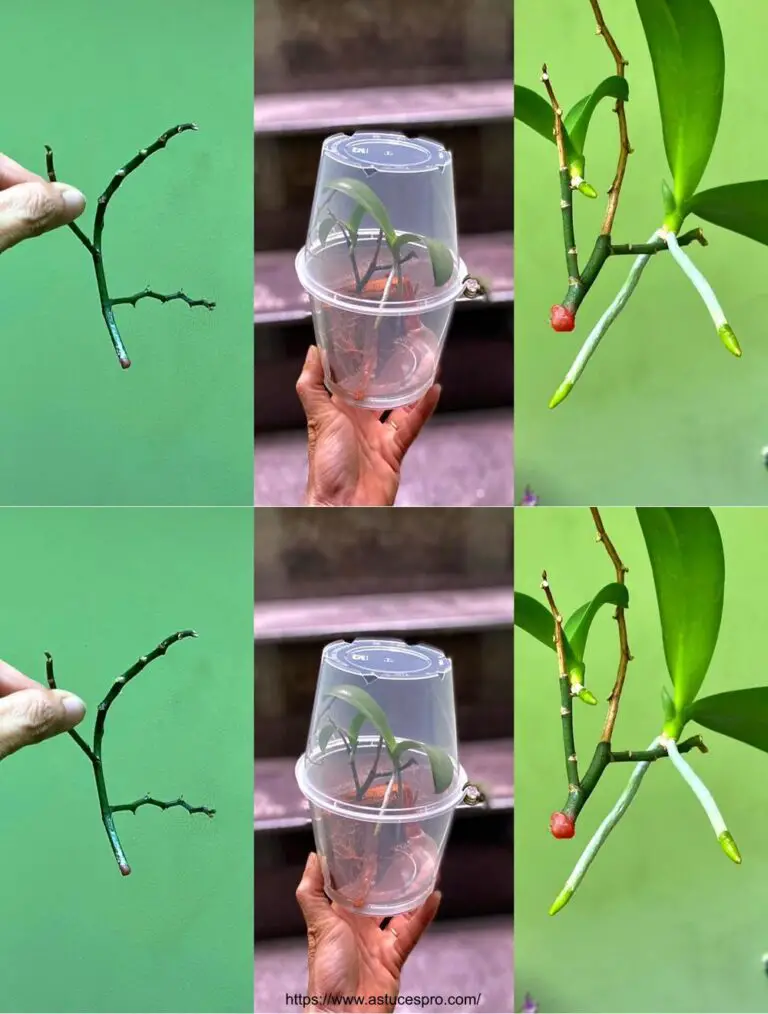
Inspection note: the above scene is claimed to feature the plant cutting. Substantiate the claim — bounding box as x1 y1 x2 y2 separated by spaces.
295 131 484 410
46 630 214 876
45 124 215 369
516 507 768 914
516 0 768 407
295 638 477 916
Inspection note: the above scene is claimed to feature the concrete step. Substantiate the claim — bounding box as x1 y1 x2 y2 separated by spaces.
253 506 512 601
255 80 514 136
254 409 514 506
254 916 514 1013
255 0 512 95
254 587 513 642
254 233 513 326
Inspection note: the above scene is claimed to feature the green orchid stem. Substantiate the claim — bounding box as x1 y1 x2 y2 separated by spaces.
550 231 660 408
662 230 741 357
550 738 660 916
559 167 581 307
562 735 705 824
46 631 212 876
45 124 214 369
662 737 741 864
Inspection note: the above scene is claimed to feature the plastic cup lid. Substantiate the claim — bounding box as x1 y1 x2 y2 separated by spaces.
323 638 451 682
322 131 453 175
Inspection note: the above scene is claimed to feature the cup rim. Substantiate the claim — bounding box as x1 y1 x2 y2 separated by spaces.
295 753 467 823
295 246 467 317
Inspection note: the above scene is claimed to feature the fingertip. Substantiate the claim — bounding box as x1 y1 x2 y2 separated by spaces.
57 691 86 727
51 182 86 220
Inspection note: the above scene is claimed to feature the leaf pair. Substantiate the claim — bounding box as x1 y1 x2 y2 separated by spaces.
515 582 629 698
319 683 455 794
515 76 629 195
638 0 768 248
316 177 454 287
637 507 768 754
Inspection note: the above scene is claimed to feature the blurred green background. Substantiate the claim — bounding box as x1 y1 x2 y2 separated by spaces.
515 1 768 505
0 0 252 505
0 508 253 1013
515 507 768 1013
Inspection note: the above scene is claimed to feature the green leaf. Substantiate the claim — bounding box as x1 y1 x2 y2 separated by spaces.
564 582 629 661
636 508 724 711
515 85 578 164
317 216 335 246
393 739 455 794
326 684 396 753
324 177 396 247
347 204 365 247
318 723 334 752
394 232 454 288
688 181 768 247
688 688 768 754
636 0 724 206
564 76 629 155
515 85 559 145
347 712 364 751
514 592 578 673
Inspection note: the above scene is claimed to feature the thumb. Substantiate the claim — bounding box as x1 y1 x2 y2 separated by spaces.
296 345 331 420
0 687 86 761
295 852 332 926
0 180 86 254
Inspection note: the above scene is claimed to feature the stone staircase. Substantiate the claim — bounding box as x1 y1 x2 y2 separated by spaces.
254 0 514 507
254 508 513 1010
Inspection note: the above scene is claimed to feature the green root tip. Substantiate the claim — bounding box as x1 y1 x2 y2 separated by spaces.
717 324 742 357
548 380 573 409
577 181 598 199
578 688 598 706
718 830 742 864
548 886 574 916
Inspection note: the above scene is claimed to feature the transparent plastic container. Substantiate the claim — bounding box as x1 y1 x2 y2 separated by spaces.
296 637 466 917
295 131 467 410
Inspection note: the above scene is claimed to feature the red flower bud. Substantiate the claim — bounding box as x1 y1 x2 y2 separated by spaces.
550 305 575 332
550 811 575 839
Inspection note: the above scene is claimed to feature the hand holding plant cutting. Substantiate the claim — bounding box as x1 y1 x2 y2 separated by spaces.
0 152 86 254
0 656 86 761
516 0 768 407
515 507 768 914
296 345 442 508
296 851 441 1014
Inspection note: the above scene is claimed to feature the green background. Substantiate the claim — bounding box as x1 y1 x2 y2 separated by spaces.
1 0 252 505
515 507 768 1013
515 1 768 505
0 508 253 1013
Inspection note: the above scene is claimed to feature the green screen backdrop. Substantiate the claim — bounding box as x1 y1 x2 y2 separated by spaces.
0 507 253 1013
515 1 768 505
515 507 768 1013
0 0 252 505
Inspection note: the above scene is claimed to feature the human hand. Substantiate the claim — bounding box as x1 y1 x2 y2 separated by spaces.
0 152 85 255
296 852 442 1014
296 345 441 507
0 658 86 762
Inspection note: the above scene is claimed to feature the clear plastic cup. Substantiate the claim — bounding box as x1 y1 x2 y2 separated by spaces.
296 637 466 917
295 131 467 410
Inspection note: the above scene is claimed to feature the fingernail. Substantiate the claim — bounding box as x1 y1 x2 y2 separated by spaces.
53 183 86 217
60 692 86 723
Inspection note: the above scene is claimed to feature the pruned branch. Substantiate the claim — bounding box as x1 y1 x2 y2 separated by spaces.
46 630 212 876
45 124 214 369
589 0 632 235
541 571 580 804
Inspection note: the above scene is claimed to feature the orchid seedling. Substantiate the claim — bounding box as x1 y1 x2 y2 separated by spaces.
45 124 215 369
516 0 768 406
516 507 768 914
47 630 214 876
